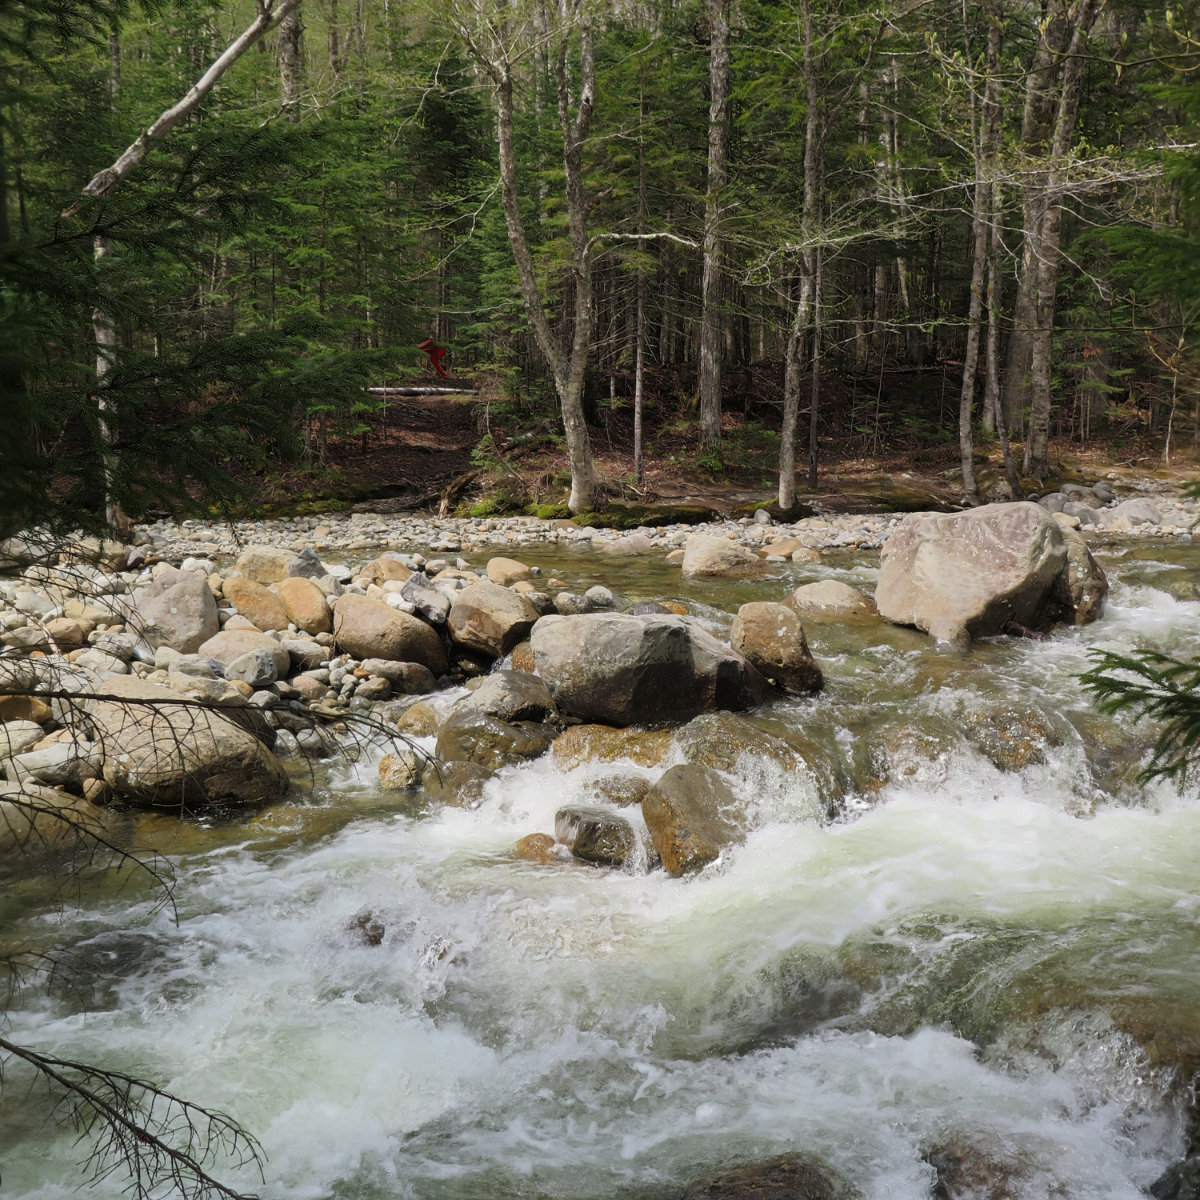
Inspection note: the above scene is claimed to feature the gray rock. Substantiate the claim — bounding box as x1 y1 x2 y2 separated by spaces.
130 567 219 654
400 573 452 624
785 580 877 618
73 648 130 677
199 630 291 678
753 508 773 525
554 592 590 615
1039 493 1066 514
8 740 103 788
285 547 327 579
875 502 1072 646
224 648 280 688
457 670 559 724
1053 526 1109 625
1099 497 1161 528
434 708 556 771
584 585 615 610
1062 501 1100 526
531 613 766 726
0 720 44 758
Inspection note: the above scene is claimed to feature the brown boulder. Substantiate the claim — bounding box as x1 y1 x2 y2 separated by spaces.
447 581 539 659
223 578 290 632
332 594 448 675
277 576 333 635
730 602 823 693
641 763 745 877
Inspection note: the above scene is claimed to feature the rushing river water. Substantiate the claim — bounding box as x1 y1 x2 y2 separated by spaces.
2 537 1199 1199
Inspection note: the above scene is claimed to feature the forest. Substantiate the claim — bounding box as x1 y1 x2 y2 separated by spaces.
2 0 1198 527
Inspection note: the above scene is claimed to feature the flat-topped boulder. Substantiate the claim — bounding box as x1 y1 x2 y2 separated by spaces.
875 501 1104 646
786 579 877 618
532 612 766 726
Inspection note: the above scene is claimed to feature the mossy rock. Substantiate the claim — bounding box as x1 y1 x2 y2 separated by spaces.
731 498 815 521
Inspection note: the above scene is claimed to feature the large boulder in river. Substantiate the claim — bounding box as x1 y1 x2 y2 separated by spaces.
1053 526 1108 626
84 676 288 810
875 502 1100 646
276 576 333 635
131 567 218 654
234 545 296 584
448 581 538 659
680 534 767 579
730 602 823 694
532 613 767 727
332 594 448 675
786 580 877 619
641 763 744 876
434 707 556 770
457 670 559 724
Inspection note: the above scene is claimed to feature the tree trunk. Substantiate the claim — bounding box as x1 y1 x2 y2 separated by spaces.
278 6 303 122
778 273 814 510
698 0 730 455
808 243 823 491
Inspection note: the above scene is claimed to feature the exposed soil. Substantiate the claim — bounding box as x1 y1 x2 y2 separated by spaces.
276 366 1199 518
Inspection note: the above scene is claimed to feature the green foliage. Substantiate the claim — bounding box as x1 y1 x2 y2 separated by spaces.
1079 648 1200 784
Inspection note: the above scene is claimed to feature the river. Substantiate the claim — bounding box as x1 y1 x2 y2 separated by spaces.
1 537 1198 1199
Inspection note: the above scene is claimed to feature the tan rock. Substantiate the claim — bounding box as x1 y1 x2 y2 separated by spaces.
514 832 557 864
363 556 412 585
642 763 744 877
332 594 448 675
199 629 291 677
277 576 332 635
551 724 673 769
395 701 442 738
786 579 877 619
223 578 290 632
680 534 767 579
730 602 823 693
486 556 533 586
447 581 538 658
234 545 296 584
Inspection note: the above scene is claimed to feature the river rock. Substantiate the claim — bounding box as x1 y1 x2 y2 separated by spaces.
332 594 448 675
277 576 332 635
875 502 1075 646
45 616 90 649
551 724 674 769
532 613 767 726
401 573 452 624
680 534 768 579
514 832 558 864
434 708 556 771
359 659 438 693
199 630 291 678
424 759 491 808
223 648 280 688
603 533 656 556
222 577 289 632
730 602 823 694
642 763 745 876
786 580 877 618
1052 526 1108 625
509 640 537 673
234 545 296 584
7 739 103 789
447 580 538 659
131 566 219 654
0 780 104 857
555 805 639 868
683 1153 853 1199
363 555 412 585
396 700 442 738
0 720 44 758
457 670 559 724
1099 497 1161 529
285 547 326 579
486 556 532 586
378 745 426 789
84 676 288 810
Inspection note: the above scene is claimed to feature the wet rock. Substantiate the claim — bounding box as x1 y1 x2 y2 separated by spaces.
347 909 386 946
84 676 288 810
509 640 537 673
378 745 426 789
395 700 442 738
514 832 558 864
434 707 556 770
786 580 877 619
552 723 674 769
1052 526 1108 625
424 759 491 808
457 670 559 724
447 580 539 659
591 771 654 807
277 576 333 635
629 601 671 615
680 533 768 579
222 577 289 632
642 763 744 876
924 1142 1027 1200
332 594 448 675
682 1153 852 1199
555 805 639 867
960 704 1062 771
532 613 767 727
730 602 823 694
130 567 219 654
875 502 1074 646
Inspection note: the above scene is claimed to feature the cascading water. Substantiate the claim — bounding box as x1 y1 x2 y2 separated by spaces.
2 539 1198 1200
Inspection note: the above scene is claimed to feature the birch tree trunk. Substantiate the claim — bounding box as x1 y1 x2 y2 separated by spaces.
459 0 597 513
698 0 730 455
278 7 303 123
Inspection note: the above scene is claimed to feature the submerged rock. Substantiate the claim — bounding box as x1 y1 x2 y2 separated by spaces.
552 723 674 769
682 1153 855 1199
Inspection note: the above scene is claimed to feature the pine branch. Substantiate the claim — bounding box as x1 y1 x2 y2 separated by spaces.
1079 648 1200 783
